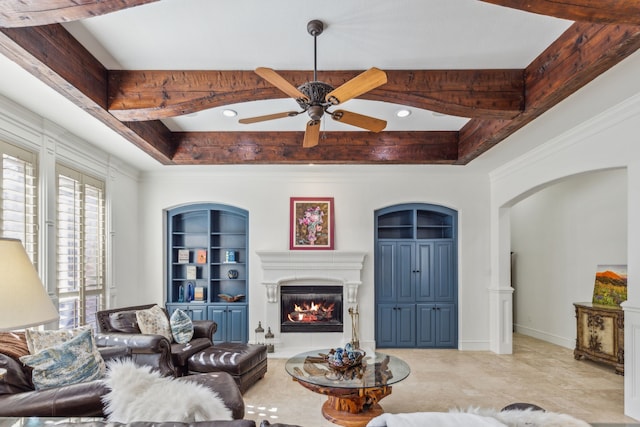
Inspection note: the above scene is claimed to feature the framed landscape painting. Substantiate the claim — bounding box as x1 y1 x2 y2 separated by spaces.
290 197 334 250
592 264 627 306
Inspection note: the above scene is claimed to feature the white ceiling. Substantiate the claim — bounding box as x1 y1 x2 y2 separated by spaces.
0 0 573 170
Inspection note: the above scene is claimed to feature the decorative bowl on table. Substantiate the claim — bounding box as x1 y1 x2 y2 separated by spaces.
322 343 366 380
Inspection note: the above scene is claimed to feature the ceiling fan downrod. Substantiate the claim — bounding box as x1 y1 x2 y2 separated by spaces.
307 19 324 82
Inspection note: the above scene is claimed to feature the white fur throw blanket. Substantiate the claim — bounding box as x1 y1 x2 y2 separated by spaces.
102 359 232 423
367 407 591 427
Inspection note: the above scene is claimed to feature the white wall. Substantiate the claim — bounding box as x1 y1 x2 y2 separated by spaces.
510 168 627 347
0 95 141 314
489 48 640 418
138 166 492 350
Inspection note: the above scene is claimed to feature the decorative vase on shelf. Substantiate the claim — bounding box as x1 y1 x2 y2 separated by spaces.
178 284 185 302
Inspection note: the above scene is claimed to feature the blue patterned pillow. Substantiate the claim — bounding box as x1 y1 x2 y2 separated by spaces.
170 309 194 344
20 328 104 390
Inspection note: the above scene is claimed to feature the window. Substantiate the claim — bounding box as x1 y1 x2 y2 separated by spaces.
56 164 105 330
0 141 37 263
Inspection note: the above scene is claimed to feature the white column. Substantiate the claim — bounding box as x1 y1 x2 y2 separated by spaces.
624 162 640 419
489 206 513 354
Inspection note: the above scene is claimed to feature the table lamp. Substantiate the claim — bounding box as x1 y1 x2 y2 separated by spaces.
0 237 59 331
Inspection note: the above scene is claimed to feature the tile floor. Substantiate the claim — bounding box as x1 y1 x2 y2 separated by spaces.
242 334 638 426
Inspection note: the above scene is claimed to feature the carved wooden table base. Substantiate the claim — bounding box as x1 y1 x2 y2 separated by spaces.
296 379 392 427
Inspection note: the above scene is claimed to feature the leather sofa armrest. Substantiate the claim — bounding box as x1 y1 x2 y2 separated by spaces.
95 332 170 354
0 379 108 417
193 320 217 340
95 332 175 376
98 346 132 361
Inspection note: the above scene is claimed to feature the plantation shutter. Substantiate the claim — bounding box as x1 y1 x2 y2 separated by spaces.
56 164 105 330
0 141 37 263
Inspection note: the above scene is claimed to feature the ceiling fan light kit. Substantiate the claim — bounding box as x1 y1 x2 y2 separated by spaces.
239 19 388 148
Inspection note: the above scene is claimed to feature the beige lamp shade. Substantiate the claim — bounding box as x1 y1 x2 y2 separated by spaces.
0 237 59 331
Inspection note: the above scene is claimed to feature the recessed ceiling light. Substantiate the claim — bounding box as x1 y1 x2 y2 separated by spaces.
222 109 237 117
396 109 411 118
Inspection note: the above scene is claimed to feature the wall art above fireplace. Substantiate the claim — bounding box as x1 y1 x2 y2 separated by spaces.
290 197 334 250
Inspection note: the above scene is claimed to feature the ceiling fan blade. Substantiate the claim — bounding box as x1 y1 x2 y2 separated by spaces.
331 110 387 132
239 111 299 124
255 67 308 102
303 120 321 148
325 67 387 105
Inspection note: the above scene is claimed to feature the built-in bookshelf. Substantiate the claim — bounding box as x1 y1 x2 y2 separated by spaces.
166 203 248 343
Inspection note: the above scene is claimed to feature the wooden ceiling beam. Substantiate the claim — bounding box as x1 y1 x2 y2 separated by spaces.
0 0 159 28
172 131 459 165
0 24 177 164
107 69 524 121
479 0 640 25
457 22 640 164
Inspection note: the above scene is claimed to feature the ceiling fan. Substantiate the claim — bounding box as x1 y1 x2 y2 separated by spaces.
239 19 388 148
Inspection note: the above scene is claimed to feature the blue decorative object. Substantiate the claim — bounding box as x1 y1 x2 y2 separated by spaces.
178 284 185 302
186 282 195 302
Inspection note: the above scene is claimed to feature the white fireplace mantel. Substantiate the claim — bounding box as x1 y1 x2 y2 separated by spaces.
256 250 366 303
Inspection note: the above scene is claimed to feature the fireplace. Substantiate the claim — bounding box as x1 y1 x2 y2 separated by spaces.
256 250 366 353
280 285 343 333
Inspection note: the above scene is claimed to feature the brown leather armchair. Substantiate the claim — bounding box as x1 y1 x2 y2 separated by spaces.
96 304 217 377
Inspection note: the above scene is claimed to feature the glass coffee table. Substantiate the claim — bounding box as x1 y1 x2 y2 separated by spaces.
285 349 410 427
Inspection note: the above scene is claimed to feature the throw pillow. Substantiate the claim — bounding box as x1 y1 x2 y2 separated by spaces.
108 310 142 333
24 325 106 375
19 328 104 390
102 359 232 422
170 309 194 344
136 305 173 342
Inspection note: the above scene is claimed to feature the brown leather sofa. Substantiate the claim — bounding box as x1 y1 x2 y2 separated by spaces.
96 304 217 377
0 337 245 419
96 304 268 393
0 346 127 417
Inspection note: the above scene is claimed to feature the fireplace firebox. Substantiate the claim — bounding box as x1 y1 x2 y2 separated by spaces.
280 285 343 333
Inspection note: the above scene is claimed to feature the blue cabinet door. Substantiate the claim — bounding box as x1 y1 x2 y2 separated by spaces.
227 305 248 343
434 241 455 302
416 242 434 302
208 304 247 343
396 304 416 347
376 304 397 347
416 304 435 347
209 305 226 343
376 303 415 347
435 303 456 348
376 242 397 302
396 242 416 302
166 303 206 321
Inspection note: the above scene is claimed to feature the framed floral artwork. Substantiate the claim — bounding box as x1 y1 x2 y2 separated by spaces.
290 197 334 250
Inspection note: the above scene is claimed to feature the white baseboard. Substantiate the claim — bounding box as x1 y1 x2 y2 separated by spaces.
514 324 574 349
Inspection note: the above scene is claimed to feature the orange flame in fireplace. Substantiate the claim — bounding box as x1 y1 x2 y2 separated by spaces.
287 301 335 323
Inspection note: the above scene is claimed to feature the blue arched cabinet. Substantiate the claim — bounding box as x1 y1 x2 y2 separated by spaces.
166 203 248 343
375 204 458 348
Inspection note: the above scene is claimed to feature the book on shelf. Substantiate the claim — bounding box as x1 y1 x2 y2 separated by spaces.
186 265 197 280
224 250 237 263
177 249 190 264
196 249 207 264
194 286 206 302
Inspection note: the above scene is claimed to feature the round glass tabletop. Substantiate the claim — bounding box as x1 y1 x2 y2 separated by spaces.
285 348 410 389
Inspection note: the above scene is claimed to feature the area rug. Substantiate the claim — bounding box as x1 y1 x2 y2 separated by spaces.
366 407 590 427
102 359 232 423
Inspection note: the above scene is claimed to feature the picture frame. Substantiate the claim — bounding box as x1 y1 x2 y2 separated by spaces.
290 197 334 250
